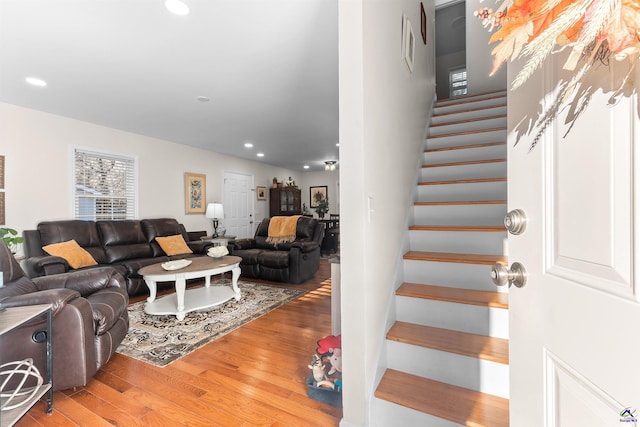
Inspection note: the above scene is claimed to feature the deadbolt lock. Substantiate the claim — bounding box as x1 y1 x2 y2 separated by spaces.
504 209 527 235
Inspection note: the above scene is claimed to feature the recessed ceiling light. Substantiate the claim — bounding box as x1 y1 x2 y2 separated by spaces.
303 165 310 169
244 142 254 148
196 96 210 102
165 0 190 16
25 77 47 87
257 153 265 157
336 142 340 147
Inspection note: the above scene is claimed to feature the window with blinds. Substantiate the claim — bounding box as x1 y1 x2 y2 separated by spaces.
73 148 137 220
449 68 468 97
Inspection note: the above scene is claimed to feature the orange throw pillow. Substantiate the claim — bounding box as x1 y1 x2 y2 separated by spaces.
42 239 98 269
156 235 193 256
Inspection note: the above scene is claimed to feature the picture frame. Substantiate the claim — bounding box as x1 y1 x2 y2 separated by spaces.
403 15 415 72
310 186 328 208
256 186 267 200
185 172 206 214
0 155 4 189
421 2 427 45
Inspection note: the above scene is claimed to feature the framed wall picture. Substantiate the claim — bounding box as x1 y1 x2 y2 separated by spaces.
256 186 267 200
185 172 206 214
421 2 427 45
0 155 4 189
403 15 415 72
310 186 328 208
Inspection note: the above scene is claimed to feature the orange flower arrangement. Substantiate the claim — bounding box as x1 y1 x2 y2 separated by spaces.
475 0 639 147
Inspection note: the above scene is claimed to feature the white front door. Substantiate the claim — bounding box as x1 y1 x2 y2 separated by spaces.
508 54 640 425
223 171 253 239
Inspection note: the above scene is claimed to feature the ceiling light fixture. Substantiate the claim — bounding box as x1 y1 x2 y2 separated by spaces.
196 96 210 102
165 0 190 16
25 77 47 87
325 161 337 171
244 142 254 148
257 153 265 158
303 165 310 169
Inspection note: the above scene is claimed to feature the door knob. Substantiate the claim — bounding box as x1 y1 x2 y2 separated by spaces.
504 209 527 235
491 262 527 288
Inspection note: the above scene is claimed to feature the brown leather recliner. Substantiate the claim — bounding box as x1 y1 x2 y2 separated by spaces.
0 240 129 391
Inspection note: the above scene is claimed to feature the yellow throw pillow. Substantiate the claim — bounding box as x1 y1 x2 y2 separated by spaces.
42 239 98 269
156 235 193 256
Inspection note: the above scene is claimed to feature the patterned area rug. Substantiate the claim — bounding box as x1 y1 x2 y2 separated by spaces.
116 279 307 367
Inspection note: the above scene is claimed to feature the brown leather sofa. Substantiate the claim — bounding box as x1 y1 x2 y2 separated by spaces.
229 216 323 283
0 240 129 391
22 218 210 296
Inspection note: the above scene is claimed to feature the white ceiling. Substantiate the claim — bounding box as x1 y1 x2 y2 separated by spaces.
0 0 339 171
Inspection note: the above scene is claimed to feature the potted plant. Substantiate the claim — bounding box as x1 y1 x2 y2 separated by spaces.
315 198 329 219
0 227 24 254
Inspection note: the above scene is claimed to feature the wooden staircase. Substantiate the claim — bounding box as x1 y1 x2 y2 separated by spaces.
374 91 510 426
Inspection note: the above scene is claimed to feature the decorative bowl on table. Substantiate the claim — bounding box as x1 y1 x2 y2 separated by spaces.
161 259 192 271
207 246 229 259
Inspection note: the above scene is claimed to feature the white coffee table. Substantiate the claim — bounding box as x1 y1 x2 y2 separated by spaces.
138 255 242 320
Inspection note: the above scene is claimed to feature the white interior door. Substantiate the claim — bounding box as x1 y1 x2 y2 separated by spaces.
508 53 640 426
223 171 253 239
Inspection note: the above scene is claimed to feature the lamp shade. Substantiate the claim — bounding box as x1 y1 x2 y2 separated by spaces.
206 203 224 219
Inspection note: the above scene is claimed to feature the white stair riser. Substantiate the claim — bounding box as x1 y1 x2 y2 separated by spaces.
424 144 506 164
386 341 510 398
403 259 505 293
413 203 507 225
434 95 507 114
409 230 506 254
374 399 462 427
421 161 507 181
396 296 509 338
427 129 506 149
431 105 507 125
428 116 507 137
417 181 507 201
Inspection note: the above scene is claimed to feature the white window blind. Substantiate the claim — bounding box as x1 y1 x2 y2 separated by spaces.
450 68 468 97
73 148 136 220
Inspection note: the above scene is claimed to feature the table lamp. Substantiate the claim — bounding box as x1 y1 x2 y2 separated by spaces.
206 203 224 237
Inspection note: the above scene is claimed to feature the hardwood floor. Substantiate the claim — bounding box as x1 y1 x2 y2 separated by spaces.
17 260 342 426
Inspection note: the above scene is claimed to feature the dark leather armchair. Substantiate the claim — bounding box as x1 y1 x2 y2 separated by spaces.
0 240 129 391
230 216 323 283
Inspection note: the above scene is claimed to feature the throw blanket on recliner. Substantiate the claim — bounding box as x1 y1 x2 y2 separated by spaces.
266 215 301 244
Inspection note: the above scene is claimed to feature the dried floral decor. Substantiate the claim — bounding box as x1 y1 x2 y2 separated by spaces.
475 0 639 147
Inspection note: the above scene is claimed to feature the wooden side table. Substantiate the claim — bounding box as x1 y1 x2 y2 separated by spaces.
0 304 53 426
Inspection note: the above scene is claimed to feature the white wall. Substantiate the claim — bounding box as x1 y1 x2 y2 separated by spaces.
339 0 436 424
0 102 302 250
465 0 507 93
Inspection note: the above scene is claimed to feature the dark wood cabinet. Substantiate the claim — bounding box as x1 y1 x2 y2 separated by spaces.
269 187 301 216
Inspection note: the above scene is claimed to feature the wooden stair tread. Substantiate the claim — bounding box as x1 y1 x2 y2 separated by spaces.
430 114 506 128
397 282 509 309
432 103 507 119
436 91 507 105
409 225 506 232
375 369 509 427
425 141 506 153
404 250 507 265
388 321 509 364
414 199 506 206
419 177 506 186
423 158 506 168
428 127 507 139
